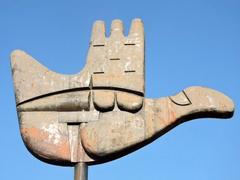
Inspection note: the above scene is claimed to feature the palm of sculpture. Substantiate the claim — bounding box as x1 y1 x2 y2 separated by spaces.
11 19 234 179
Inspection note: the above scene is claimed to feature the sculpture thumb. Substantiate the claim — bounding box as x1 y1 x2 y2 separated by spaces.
164 86 234 121
80 86 234 160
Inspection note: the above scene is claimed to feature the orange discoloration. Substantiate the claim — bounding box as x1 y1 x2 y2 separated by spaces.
77 143 95 162
80 128 98 155
21 127 71 162
168 107 177 125
164 100 176 127
144 99 156 138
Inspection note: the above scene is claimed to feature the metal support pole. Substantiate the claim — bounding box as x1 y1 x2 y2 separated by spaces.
74 162 88 180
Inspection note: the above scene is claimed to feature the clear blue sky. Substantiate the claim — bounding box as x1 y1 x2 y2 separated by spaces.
0 0 239 180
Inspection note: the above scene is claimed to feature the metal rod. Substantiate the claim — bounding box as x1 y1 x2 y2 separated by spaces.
74 162 88 180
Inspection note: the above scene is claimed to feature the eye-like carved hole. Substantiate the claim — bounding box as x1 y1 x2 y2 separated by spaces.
169 90 192 106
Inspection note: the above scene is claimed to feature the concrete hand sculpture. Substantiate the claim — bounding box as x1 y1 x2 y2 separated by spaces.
11 19 234 180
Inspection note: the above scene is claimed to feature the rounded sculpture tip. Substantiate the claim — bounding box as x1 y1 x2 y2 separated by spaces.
10 49 25 61
183 86 235 118
10 50 27 71
213 90 235 118
132 18 142 22
111 19 124 34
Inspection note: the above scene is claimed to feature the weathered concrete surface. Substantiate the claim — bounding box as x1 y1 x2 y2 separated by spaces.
11 19 144 104
11 19 234 166
80 86 234 157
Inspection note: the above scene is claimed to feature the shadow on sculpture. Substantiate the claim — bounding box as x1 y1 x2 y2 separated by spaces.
11 19 234 180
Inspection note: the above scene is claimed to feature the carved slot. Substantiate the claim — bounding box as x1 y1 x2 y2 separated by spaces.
93 44 105 47
93 72 104 74
124 70 136 73
110 58 120 61
124 43 135 46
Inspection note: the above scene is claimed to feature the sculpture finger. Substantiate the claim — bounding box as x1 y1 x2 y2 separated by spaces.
86 19 145 94
110 19 124 37
91 20 106 46
93 90 115 112
128 18 144 42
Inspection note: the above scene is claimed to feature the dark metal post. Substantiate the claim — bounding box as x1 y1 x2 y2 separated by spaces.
74 162 88 180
